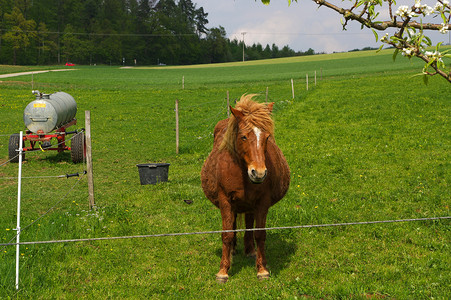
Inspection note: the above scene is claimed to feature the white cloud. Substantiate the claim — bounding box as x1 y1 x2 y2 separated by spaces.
194 0 449 53
230 10 296 47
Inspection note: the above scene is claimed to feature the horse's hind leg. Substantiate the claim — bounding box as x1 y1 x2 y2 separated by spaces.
232 213 237 255
244 213 256 257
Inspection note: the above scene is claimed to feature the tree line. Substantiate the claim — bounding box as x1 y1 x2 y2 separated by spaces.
0 0 317 66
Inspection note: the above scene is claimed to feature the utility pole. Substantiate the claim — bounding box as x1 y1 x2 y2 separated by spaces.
241 32 246 62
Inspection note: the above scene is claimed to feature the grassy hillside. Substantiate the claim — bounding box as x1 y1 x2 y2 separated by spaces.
0 50 449 299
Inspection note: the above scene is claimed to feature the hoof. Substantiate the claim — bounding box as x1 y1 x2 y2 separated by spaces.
216 274 229 284
257 271 270 280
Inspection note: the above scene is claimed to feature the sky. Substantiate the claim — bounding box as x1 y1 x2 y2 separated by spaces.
194 0 450 54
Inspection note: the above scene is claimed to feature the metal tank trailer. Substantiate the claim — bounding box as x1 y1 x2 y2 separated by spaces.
8 91 85 163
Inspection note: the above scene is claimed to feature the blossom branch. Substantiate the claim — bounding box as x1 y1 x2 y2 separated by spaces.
314 0 448 31
312 0 451 83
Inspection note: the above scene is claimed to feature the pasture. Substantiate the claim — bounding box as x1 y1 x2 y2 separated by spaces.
0 49 450 299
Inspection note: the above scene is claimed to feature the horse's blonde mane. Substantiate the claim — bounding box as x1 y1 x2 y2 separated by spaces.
219 94 274 154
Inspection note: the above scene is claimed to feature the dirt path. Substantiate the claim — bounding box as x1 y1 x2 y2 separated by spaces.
0 69 77 79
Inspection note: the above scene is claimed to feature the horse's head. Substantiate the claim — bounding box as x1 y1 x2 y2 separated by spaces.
230 101 274 184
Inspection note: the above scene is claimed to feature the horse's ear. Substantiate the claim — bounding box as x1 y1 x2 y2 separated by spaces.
267 102 275 113
230 106 244 120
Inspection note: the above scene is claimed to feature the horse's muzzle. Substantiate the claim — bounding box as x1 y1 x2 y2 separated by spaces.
248 168 267 184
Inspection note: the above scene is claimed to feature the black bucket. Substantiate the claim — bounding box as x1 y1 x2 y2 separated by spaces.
136 163 170 185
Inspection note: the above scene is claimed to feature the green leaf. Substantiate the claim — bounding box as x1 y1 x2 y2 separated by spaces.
261 0 271 5
355 0 365 8
371 29 378 42
435 41 443 51
425 58 435 70
393 48 399 62
441 12 447 23
423 73 429 85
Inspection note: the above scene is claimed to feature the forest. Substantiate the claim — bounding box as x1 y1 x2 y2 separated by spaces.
0 0 317 66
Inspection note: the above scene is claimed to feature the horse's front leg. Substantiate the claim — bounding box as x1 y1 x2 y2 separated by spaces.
216 194 235 283
255 208 269 279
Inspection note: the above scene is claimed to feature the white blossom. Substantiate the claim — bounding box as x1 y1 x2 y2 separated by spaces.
424 50 444 63
402 47 415 56
413 0 433 15
380 33 389 42
422 5 434 15
396 5 416 18
439 23 449 34
434 0 450 11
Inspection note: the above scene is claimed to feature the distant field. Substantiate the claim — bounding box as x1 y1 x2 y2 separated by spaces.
0 50 449 299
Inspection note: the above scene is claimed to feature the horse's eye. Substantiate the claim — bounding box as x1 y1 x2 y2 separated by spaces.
241 136 247 141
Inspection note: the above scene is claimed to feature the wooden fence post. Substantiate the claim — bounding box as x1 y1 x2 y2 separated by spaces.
291 79 295 99
85 110 95 209
266 87 269 103
175 99 179 154
182 76 184 89
306 74 309 91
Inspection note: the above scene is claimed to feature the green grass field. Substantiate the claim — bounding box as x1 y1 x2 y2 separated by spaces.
0 50 450 299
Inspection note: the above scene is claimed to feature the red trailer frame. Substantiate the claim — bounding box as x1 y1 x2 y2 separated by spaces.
9 119 85 163
23 119 77 153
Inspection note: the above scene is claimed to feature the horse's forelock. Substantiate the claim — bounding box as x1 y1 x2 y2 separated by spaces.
219 94 274 154
235 94 274 135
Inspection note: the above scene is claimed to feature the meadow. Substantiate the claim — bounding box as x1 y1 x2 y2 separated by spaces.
0 49 450 299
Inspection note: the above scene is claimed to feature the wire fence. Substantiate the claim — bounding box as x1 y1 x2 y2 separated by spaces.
1 91 449 289
1 216 449 248
0 171 87 253
178 90 284 143
0 129 88 256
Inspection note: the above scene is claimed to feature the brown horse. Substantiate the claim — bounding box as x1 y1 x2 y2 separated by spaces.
201 94 290 283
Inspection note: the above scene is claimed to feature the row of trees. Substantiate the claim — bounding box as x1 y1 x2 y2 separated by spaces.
0 0 315 66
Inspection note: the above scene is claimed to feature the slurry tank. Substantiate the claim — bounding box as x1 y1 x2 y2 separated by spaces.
23 91 77 134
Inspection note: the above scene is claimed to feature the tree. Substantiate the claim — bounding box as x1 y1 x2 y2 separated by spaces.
207 26 229 63
0 0 324 65
2 6 37 64
262 0 451 83
60 24 92 63
195 7 209 36
36 22 57 64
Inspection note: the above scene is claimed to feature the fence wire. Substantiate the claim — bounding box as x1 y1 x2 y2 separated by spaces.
1 216 449 247
0 172 87 253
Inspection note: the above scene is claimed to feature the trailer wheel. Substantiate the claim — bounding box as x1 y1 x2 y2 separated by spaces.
71 132 85 163
8 134 25 163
